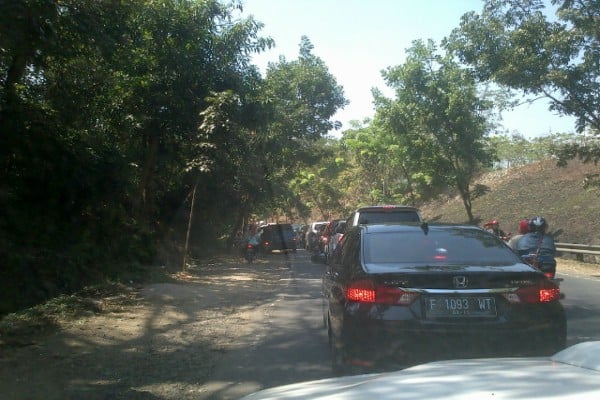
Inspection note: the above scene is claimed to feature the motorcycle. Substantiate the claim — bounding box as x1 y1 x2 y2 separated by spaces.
243 243 257 263
521 253 563 288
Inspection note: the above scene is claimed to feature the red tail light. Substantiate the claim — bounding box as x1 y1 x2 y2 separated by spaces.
347 280 376 303
539 286 561 302
346 279 419 305
544 271 555 279
246 244 254 249
504 280 561 304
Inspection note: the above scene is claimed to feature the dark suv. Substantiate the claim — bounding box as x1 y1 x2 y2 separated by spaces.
346 205 422 228
258 223 297 253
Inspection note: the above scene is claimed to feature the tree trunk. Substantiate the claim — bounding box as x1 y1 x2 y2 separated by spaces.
134 130 159 224
228 203 248 252
0 49 33 141
182 178 199 273
457 182 475 223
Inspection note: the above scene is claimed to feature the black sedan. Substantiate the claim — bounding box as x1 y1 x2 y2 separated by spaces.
320 223 566 374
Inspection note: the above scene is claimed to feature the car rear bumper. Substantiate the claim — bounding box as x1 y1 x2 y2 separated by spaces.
262 241 297 252
334 302 566 365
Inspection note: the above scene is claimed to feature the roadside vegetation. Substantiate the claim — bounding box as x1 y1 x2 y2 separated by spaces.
1 0 599 316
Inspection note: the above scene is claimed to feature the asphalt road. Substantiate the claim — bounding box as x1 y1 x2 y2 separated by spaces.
558 270 600 345
200 250 600 400
199 250 330 399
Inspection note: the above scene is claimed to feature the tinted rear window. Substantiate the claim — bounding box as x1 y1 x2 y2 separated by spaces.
358 211 420 224
363 228 520 266
265 224 293 233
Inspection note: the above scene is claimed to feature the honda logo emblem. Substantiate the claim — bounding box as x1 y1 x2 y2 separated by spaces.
453 276 468 289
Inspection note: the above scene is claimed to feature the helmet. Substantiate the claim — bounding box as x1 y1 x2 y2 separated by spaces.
528 216 547 233
518 219 529 234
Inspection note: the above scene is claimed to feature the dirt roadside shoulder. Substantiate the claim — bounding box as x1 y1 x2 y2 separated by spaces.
557 257 600 279
0 255 292 400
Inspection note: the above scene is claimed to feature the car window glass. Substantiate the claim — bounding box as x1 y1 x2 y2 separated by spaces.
363 229 519 266
358 211 420 225
340 228 360 265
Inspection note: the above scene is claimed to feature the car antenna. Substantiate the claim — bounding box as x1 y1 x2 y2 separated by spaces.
420 222 429 235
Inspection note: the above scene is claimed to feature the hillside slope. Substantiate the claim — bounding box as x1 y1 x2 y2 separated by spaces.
418 159 600 246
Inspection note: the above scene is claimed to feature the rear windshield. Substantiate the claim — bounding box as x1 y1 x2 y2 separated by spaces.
358 211 420 224
266 224 293 232
362 229 520 266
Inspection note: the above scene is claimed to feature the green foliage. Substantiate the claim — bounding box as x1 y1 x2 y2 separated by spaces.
471 183 491 200
446 0 600 134
375 40 495 222
488 132 571 167
264 36 347 141
0 0 269 314
289 139 346 220
0 1 350 314
251 37 347 220
342 122 389 204
446 0 600 195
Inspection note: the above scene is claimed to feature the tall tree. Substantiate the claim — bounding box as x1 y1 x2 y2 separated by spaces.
109 0 272 226
0 0 274 312
342 118 419 205
289 138 345 220
446 0 600 186
447 0 600 133
379 40 494 222
258 36 347 213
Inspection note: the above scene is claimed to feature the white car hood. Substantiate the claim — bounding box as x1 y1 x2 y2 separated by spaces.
241 342 600 400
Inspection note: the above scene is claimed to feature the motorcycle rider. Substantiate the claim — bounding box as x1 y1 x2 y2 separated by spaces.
484 219 507 239
243 223 261 249
508 219 530 251
515 216 557 276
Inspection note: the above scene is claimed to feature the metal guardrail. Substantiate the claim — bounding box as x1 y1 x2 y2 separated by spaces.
556 243 600 258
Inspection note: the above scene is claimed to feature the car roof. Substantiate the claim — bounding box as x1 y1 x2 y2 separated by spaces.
354 205 419 212
260 223 293 228
359 222 479 234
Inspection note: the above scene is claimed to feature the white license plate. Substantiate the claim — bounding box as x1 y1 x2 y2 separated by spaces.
425 296 497 318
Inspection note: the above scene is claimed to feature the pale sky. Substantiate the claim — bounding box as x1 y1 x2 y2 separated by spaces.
239 0 577 138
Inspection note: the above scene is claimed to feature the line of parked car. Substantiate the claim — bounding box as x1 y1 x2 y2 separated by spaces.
251 223 298 254
257 205 423 257
306 205 566 376
307 205 422 262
